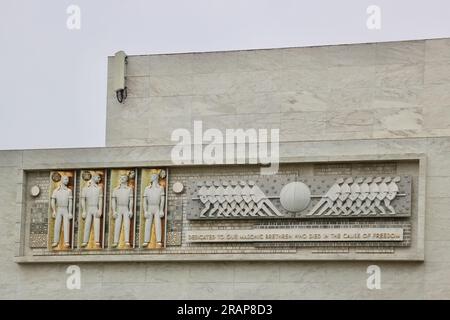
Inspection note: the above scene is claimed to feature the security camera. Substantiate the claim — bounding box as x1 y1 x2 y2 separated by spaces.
113 51 127 103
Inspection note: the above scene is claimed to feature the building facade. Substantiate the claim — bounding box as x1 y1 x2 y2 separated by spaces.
1 38 450 299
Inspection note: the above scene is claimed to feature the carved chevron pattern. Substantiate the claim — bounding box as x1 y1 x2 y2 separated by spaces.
196 180 283 218
307 176 402 216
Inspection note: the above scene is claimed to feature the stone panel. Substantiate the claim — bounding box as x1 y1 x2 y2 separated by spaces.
4 39 450 299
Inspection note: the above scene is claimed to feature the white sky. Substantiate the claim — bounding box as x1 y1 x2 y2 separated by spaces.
1 0 449 150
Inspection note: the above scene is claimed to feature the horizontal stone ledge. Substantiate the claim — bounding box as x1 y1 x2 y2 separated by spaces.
19 152 425 170
14 251 424 263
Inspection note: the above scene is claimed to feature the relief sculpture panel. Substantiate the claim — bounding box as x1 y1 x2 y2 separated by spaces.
22 159 420 261
186 175 411 219
108 169 136 249
48 171 76 250
139 168 168 249
78 169 106 249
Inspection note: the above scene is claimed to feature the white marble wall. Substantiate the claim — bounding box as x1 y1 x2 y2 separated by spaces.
2 39 450 299
0 136 448 298
106 39 450 147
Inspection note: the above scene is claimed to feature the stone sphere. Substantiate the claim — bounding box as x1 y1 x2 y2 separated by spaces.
172 182 184 194
30 185 40 197
279 182 311 212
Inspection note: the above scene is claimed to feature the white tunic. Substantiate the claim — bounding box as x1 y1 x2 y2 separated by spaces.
82 183 102 208
113 185 133 208
52 186 72 210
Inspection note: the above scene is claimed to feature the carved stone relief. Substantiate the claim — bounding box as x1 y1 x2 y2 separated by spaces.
139 168 167 249
48 171 76 250
23 162 416 257
186 175 411 219
78 169 106 249
108 169 136 249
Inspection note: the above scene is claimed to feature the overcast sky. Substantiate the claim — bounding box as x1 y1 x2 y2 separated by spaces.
1 0 449 150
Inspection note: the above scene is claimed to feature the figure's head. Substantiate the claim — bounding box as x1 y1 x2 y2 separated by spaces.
239 180 246 187
151 173 159 183
205 181 212 187
120 174 129 184
92 174 101 184
383 177 392 183
364 177 373 183
61 175 69 186
355 177 364 183
222 181 229 187
230 180 237 187
374 177 382 183
393 176 401 182
248 180 255 186
159 170 166 179
336 178 345 184
345 177 353 184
